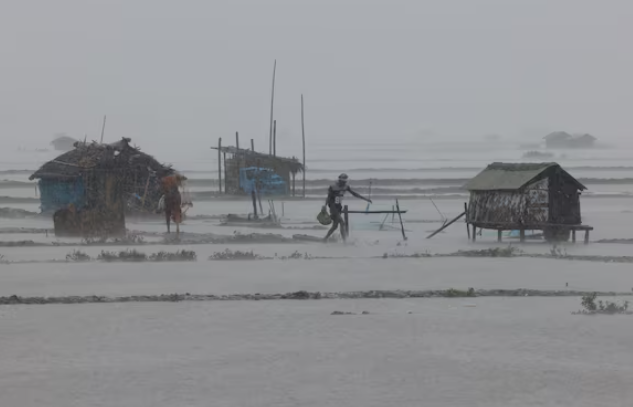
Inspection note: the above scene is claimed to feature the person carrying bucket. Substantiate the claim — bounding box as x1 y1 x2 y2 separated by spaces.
322 173 372 242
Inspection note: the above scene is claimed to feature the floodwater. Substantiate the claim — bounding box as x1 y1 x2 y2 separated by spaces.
2 141 633 406
2 298 633 407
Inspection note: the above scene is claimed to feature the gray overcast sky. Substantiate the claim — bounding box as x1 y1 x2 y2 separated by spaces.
1 0 631 152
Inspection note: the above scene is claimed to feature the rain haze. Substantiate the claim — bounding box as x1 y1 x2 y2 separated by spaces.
2 0 633 150
2 1 633 406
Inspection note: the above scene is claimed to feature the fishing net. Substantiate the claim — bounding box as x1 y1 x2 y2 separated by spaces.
317 207 332 225
180 181 193 217
353 202 404 231
180 180 193 206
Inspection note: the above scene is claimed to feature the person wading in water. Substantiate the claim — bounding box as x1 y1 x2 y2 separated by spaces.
161 173 187 235
323 173 372 242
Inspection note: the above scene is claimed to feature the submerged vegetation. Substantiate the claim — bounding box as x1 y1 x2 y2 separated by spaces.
98 249 148 262
2 288 630 306
209 249 263 260
95 249 197 262
149 250 197 262
444 288 477 297
277 250 314 260
574 293 631 315
66 250 91 262
454 246 520 257
4 243 633 265
83 233 146 246
382 251 431 259
209 249 317 260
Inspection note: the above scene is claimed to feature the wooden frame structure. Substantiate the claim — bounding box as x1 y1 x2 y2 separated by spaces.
341 202 408 240
211 138 304 196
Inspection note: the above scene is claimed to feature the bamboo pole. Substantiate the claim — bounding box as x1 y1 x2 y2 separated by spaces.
141 175 151 207
269 60 277 155
301 94 306 198
426 211 466 239
257 189 264 214
217 138 222 193
251 190 258 219
396 199 407 241
346 210 407 214
273 120 277 157
223 152 227 193
99 115 107 143
235 132 241 168
464 202 470 240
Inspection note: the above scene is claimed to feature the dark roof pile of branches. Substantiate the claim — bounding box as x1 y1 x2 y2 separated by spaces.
211 146 304 173
30 138 174 180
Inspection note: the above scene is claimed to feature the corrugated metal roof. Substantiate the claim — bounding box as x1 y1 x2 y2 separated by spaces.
464 162 585 191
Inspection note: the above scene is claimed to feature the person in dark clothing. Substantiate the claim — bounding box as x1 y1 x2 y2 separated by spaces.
323 173 372 241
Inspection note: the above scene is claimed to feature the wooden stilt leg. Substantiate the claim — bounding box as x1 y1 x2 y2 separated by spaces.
572 230 576 243
584 230 589 244
472 224 477 242
464 203 470 240
520 229 525 243
343 205 349 240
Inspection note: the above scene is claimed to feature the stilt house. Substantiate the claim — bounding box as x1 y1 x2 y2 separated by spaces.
464 162 592 242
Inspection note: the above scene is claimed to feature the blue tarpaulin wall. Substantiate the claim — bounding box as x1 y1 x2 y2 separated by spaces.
38 178 85 213
239 167 287 196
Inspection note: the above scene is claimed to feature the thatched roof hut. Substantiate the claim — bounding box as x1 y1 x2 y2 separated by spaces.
32 138 172 181
31 138 174 214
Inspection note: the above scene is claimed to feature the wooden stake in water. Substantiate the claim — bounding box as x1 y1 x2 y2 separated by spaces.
217 138 222 193
464 202 470 240
273 120 277 157
343 205 350 240
396 199 407 241
269 60 277 155
99 115 107 143
251 190 258 219
426 211 466 239
301 94 306 198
